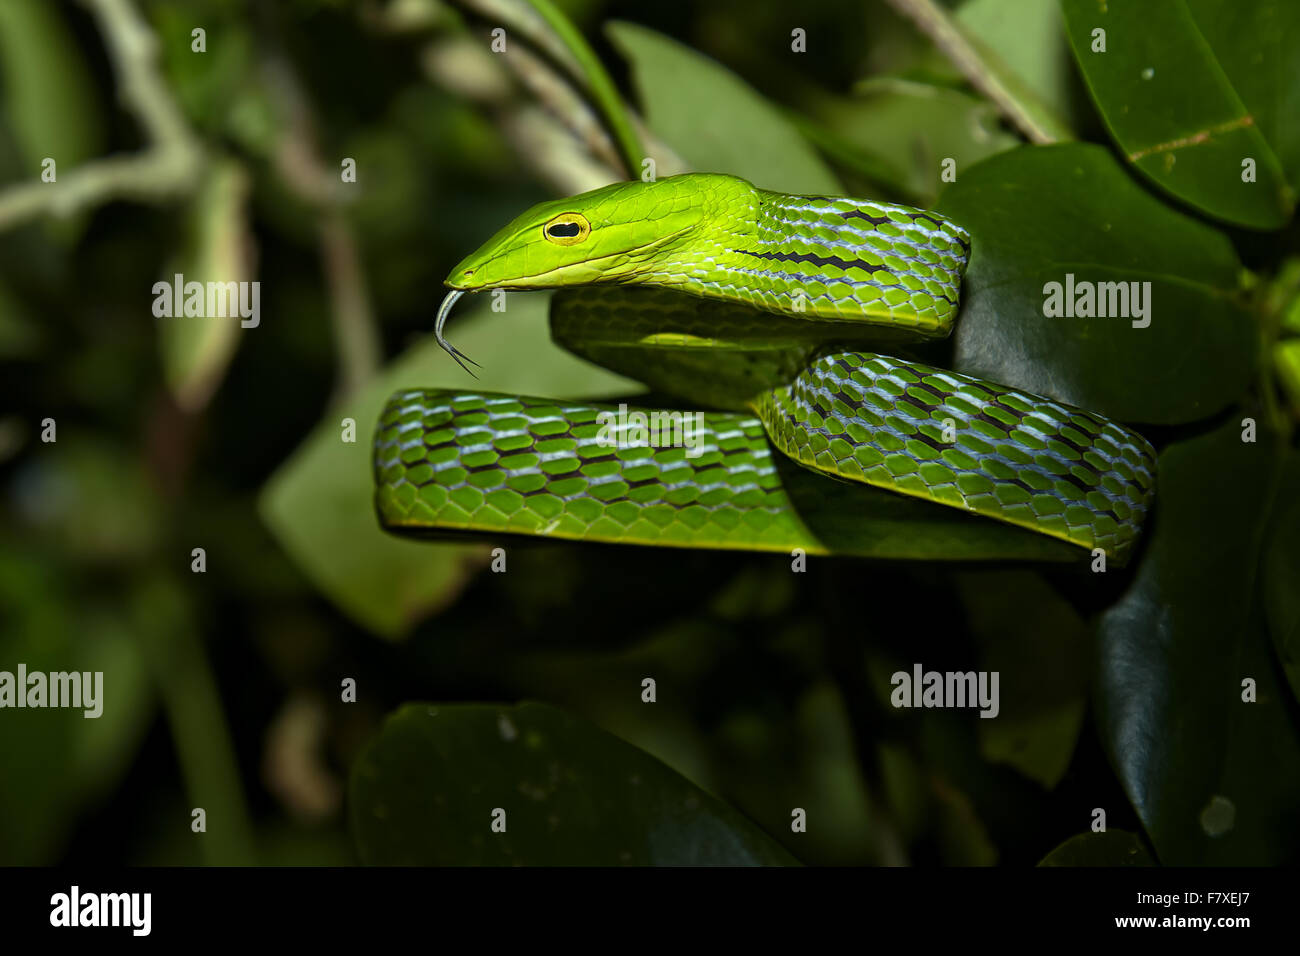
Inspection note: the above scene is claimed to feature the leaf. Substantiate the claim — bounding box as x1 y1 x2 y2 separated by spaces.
1276 339 1300 418
804 81 1020 206
0 544 154 864
1263 452 1300 703
1061 0 1295 229
1039 829 1155 866
955 0 1079 134
605 21 841 193
956 570 1088 789
158 157 253 412
937 143 1253 424
882 0 1071 144
0 0 104 175
348 701 798 865
1182 0 1300 190
1095 417 1300 864
259 292 638 637
0 280 41 360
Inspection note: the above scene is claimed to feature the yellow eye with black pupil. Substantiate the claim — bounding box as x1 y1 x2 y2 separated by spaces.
543 213 590 245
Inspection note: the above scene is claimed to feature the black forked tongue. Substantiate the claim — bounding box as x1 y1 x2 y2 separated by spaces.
434 289 481 377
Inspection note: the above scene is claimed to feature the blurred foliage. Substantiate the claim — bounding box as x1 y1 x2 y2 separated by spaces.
350 701 798 864
0 0 1297 868
1038 829 1154 866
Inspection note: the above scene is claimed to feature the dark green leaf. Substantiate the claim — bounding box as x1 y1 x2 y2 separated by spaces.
606 21 841 194
1263 452 1300 703
349 701 798 865
1038 829 1155 866
1061 0 1295 229
1182 0 1300 187
956 0 1080 136
956 570 1089 788
804 81 1019 206
0 544 153 864
158 158 252 412
1096 417 1300 864
0 0 104 174
937 143 1253 423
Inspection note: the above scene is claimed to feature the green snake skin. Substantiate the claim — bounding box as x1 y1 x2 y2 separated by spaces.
755 352 1155 558
644 180 971 335
377 173 1157 561
374 389 1084 562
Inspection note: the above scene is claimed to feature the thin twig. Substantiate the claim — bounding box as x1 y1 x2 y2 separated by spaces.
261 53 382 397
0 0 202 231
449 0 682 177
420 34 624 193
882 0 1068 145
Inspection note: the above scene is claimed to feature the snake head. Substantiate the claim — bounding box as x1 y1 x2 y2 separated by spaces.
445 174 751 291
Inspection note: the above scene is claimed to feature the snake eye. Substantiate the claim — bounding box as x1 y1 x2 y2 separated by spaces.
543 212 591 245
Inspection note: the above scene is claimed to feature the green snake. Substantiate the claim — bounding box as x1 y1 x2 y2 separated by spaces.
374 173 1156 563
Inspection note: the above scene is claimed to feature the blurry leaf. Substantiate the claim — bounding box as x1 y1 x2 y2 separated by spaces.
957 570 1088 789
0 0 104 175
130 575 255 866
711 683 879 865
865 642 1037 864
1263 453 1300 703
153 9 263 148
804 81 1019 206
932 772 999 865
1039 829 1155 866
1061 0 1295 229
0 279 40 359
606 21 841 193
349 701 798 865
937 144 1253 423
784 114 912 202
158 157 254 412
0 545 154 864
259 292 639 637
1096 417 1300 864
1277 339 1300 418
10 433 161 561
70 613 153 801
955 0 1078 132
883 0 1071 144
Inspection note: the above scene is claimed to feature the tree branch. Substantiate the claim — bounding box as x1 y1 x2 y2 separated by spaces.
0 0 202 231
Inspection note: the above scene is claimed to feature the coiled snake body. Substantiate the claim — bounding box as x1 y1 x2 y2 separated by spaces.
374 174 1156 562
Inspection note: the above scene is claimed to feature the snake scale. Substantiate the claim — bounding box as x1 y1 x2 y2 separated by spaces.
373 173 1156 562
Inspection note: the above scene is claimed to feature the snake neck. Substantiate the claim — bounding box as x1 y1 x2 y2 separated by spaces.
641 184 971 337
